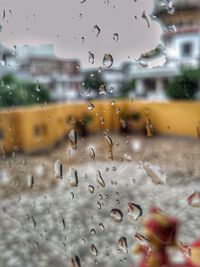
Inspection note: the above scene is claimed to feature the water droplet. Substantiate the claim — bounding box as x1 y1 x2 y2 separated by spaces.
103 54 113 68
110 208 123 223
71 255 81 267
187 191 200 208
99 194 103 200
127 202 143 221
31 215 37 229
88 185 95 194
90 228 96 235
89 147 95 160
68 129 77 150
142 163 166 185
71 192 75 199
146 118 154 137
138 44 166 68
96 170 105 188
90 244 98 256
99 84 107 96
88 102 95 110
69 168 79 187
141 11 150 28
113 32 119 42
93 25 101 37
118 237 128 254
54 160 62 179
104 134 113 159
97 201 102 209
135 233 152 257
89 51 95 64
98 223 105 231
120 119 127 129
27 174 34 188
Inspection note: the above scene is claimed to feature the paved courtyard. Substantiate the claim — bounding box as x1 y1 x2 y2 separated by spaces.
0 134 200 267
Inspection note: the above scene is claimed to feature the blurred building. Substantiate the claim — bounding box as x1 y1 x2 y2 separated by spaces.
127 0 200 100
16 45 82 101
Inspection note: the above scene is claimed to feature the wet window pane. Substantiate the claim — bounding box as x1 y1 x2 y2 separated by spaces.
1 1 200 267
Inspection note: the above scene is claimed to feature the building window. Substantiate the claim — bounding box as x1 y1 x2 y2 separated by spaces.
181 42 193 57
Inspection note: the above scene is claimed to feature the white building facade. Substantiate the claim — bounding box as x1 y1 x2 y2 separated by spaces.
127 0 200 100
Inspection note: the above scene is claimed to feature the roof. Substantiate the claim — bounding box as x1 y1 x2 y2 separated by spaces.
154 0 200 15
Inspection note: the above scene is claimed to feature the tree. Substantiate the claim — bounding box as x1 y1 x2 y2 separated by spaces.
166 68 200 100
83 71 105 92
121 78 136 97
0 74 51 108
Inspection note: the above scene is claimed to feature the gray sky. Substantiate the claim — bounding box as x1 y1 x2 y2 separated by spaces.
0 0 163 67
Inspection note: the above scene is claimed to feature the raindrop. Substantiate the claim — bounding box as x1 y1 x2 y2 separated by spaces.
96 170 105 188
71 255 81 267
88 185 95 194
68 129 77 150
71 192 75 199
115 107 120 113
89 147 95 160
0 25 2 32
27 174 34 188
104 134 113 159
138 44 166 68
2 9 5 20
99 194 103 200
187 191 200 208
127 202 143 221
93 25 101 37
113 33 119 42
118 237 128 254
97 201 102 209
90 228 96 235
141 11 150 28
31 215 37 229
134 233 152 257
116 199 120 204
110 208 123 223
80 0 86 3
98 223 105 231
99 84 107 96
90 244 98 256
142 163 166 185
81 36 84 43
69 168 79 187
89 51 95 64
54 159 62 179
103 54 113 68
120 119 127 129
88 102 95 110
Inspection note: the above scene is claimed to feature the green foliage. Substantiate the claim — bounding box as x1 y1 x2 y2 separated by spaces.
0 74 51 108
83 71 105 92
166 68 200 100
121 79 135 97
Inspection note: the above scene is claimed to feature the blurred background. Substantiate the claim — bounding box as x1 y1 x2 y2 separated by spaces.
0 0 200 267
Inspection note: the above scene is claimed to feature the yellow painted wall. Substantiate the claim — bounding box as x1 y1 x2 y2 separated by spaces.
0 101 200 153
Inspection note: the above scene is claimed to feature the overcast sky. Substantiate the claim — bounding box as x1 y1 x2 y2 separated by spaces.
0 0 163 67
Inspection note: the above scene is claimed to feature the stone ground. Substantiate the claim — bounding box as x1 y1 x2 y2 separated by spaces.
0 134 200 267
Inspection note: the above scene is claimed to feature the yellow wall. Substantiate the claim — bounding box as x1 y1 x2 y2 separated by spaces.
0 101 200 153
